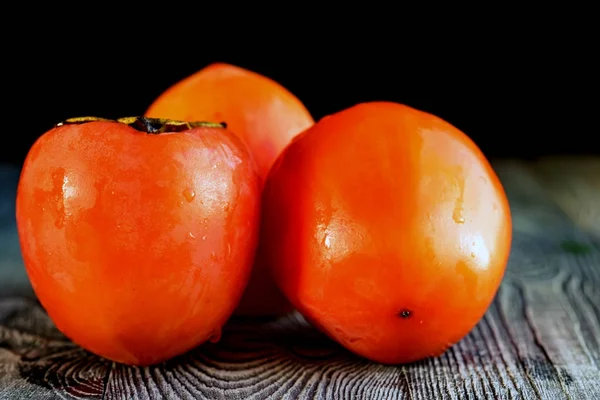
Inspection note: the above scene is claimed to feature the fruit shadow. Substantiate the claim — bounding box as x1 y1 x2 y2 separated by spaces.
6 299 365 395
166 311 362 368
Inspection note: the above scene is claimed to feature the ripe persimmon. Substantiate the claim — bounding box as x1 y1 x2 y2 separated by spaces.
145 63 314 180
16 117 262 366
146 62 314 316
259 102 512 364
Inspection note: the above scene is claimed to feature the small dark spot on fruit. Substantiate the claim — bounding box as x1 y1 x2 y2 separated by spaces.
220 121 228 128
398 309 412 319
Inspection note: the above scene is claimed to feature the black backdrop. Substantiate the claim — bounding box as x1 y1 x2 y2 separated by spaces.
3 26 595 167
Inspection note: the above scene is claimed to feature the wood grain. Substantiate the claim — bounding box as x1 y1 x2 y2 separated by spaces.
531 157 600 240
1 158 599 399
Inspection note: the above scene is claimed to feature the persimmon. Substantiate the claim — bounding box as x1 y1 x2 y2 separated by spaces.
145 62 314 180
259 102 512 364
145 62 314 316
15 117 261 366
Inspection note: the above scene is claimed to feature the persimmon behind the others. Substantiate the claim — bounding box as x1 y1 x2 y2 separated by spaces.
259 102 512 364
15 117 262 366
146 62 314 316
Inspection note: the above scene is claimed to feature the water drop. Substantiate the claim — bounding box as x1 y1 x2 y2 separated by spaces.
452 174 466 224
183 188 196 202
202 235 207 240
324 234 332 249
189 232 196 238
453 207 465 224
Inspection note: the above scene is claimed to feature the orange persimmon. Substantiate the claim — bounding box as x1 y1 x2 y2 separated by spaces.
259 102 512 364
146 63 314 316
16 117 262 366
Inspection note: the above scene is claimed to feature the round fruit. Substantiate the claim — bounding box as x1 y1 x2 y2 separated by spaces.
15 116 262 366
145 62 314 180
146 62 313 316
259 102 512 364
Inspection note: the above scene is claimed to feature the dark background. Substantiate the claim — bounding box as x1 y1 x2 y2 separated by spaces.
3 25 595 167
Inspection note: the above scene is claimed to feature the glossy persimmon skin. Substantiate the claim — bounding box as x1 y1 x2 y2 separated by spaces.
146 62 313 316
15 119 261 366
145 62 314 180
260 102 512 364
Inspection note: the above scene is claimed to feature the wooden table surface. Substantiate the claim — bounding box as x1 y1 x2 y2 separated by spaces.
1 157 599 400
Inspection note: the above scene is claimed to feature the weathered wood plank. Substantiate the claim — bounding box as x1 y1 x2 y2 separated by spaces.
493 160 600 399
530 156 600 240
0 159 599 399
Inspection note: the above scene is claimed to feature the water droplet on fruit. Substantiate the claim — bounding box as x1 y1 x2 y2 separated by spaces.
227 243 232 256
452 173 465 224
183 188 196 202
452 205 465 224
189 232 196 238
202 235 207 241
324 234 332 249
452 209 465 224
